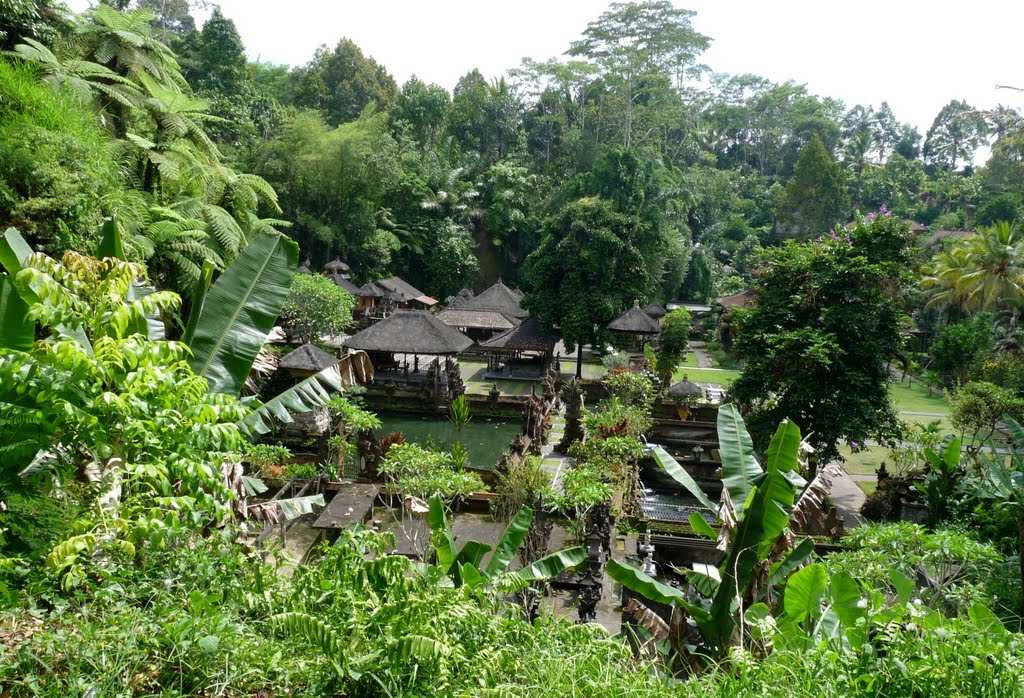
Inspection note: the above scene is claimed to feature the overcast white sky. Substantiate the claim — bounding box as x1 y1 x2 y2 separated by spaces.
70 0 1024 142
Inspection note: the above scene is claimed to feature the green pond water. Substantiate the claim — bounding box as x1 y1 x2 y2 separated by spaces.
375 413 520 470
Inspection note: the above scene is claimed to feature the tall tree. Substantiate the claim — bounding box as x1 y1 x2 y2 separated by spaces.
775 134 850 240
924 99 989 193
731 214 912 463
391 76 450 152
291 38 397 126
568 0 710 149
178 6 245 95
524 198 649 377
447 69 520 166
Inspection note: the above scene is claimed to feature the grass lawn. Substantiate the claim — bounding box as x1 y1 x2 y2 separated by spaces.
888 381 948 414
899 412 953 433
856 480 878 495
681 351 699 368
837 443 889 476
672 366 742 387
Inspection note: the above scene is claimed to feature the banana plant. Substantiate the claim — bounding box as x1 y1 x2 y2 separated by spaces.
608 404 822 661
183 231 297 395
974 415 1024 611
426 494 585 589
93 220 344 435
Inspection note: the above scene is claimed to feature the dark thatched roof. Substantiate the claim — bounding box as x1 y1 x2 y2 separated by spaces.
461 279 529 319
717 289 755 310
279 343 340 372
377 276 427 303
668 376 704 399
343 309 473 354
358 281 388 299
324 257 350 273
608 303 661 334
436 308 516 331
479 317 559 352
297 258 313 274
445 288 475 310
643 300 667 319
931 229 973 240
328 273 361 295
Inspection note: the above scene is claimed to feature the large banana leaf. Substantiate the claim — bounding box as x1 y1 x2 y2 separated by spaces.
606 558 710 621
707 418 800 644
428 494 457 572
519 546 587 581
649 444 717 511
187 233 297 395
94 217 124 259
717 403 762 511
0 275 32 351
484 505 533 577
182 259 214 346
277 494 325 520
239 364 344 435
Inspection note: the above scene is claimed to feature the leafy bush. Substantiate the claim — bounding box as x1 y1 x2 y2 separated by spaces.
949 380 1024 446
826 522 1001 613
605 371 654 407
929 313 993 383
377 442 484 500
0 58 124 253
279 272 355 342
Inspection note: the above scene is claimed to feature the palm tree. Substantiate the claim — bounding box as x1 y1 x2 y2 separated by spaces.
922 222 1024 316
961 221 1024 311
921 245 973 320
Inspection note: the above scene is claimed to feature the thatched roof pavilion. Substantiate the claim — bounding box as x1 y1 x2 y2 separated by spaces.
460 279 528 320
716 289 755 310
279 343 340 377
297 258 313 274
324 257 350 274
643 300 668 319
445 288 475 310
479 316 559 377
668 375 704 400
328 273 361 295
377 276 438 307
608 302 662 335
479 317 558 353
343 309 472 355
436 308 516 333
358 281 387 299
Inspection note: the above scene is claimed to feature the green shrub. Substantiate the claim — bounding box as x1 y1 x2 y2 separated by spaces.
0 58 124 252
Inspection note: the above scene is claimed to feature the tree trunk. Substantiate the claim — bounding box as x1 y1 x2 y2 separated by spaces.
576 343 583 380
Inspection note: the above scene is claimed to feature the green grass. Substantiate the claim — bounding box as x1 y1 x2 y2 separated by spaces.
856 480 878 495
681 351 699 368
672 367 742 387
899 412 953 433
888 380 948 414
838 444 889 476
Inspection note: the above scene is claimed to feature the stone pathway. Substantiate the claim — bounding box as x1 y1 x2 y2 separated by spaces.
828 465 866 528
539 406 569 494
689 341 715 368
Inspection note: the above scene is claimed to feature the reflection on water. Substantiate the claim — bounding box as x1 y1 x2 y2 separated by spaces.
376 413 520 470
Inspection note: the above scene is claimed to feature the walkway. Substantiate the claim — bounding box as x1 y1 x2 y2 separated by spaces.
689 341 714 368
539 406 569 494
828 464 866 528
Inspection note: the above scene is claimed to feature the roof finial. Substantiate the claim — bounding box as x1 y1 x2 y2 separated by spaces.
633 299 640 308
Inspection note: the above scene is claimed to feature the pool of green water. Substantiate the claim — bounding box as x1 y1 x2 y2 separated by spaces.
375 413 520 470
